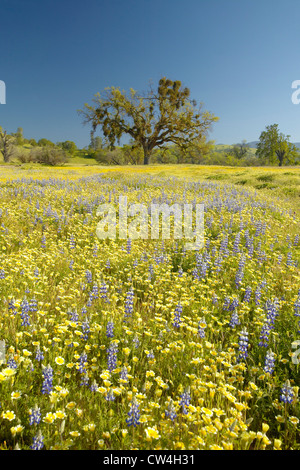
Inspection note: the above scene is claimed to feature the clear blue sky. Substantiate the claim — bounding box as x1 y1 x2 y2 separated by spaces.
1 0 300 148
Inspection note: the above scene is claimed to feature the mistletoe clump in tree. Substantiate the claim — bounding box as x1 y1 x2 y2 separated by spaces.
79 77 218 165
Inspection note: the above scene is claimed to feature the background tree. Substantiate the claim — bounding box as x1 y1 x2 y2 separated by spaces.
28 138 38 147
121 141 144 164
11 127 24 146
94 147 125 165
37 138 56 148
30 146 67 166
79 77 218 165
0 127 16 162
57 140 77 154
256 124 298 166
89 135 103 151
228 140 250 160
178 135 215 163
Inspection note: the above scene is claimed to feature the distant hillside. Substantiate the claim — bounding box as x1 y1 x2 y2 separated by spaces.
216 141 300 150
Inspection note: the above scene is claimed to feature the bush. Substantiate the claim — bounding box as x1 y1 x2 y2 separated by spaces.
30 147 67 166
16 151 35 164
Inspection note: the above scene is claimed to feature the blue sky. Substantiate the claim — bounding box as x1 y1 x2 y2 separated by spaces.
1 0 300 148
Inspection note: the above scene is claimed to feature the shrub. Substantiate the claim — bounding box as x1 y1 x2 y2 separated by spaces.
30 147 67 166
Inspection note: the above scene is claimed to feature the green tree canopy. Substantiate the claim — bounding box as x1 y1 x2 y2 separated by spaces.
256 124 298 166
79 77 218 165
38 138 55 148
57 140 77 154
0 127 16 162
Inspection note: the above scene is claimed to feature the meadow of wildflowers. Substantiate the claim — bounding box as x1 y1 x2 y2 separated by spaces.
0 166 299 450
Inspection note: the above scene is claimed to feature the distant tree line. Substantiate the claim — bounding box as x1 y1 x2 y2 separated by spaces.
0 126 79 165
1 82 299 168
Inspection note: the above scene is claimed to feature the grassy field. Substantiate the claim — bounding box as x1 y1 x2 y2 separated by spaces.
0 164 299 450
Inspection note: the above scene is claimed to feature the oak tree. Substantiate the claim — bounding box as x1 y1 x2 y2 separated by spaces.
79 77 218 165
0 127 16 162
256 124 297 166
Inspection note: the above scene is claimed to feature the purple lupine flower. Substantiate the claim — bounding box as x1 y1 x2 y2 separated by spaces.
20 297 31 327
280 381 294 404
91 282 98 299
263 349 276 375
81 318 90 341
172 303 182 328
255 286 261 306
106 321 114 338
29 405 41 425
100 282 109 303
35 347 44 362
124 288 134 321
126 397 141 427
179 387 191 415
198 318 206 338
30 431 44 450
78 353 87 374
147 350 155 360
8 298 17 315
90 380 98 392
286 252 293 267
69 234 76 249
7 356 17 369
238 328 249 361
41 365 53 395
105 389 115 401
165 400 177 421
29 297 38 313
223 297 231 311
133 335 140 349
120 366 128 382
243 286 252 303
107 341 118 372
126 238 132 254
80 371 89 387
85 270 92 283
229 298 239 311
229 311 240 328
265 299 279 328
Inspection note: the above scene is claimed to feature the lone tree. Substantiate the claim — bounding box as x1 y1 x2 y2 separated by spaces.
229 140 250 159
256 124 297 166
79 77 218 165
0 127 16 162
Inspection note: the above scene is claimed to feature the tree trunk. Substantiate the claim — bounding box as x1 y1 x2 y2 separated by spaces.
276 150 285 167
143 148 150 165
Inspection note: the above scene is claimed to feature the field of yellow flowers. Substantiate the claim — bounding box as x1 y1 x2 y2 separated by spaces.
0 165 299 450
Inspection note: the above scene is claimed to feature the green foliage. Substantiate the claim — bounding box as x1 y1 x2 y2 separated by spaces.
79 77 218 164
11 127 24 146
29 147 67 166
227 140 251 159
0 127 16 162
37 138 56 148
256 124 298 166
95 147 126 165
89 135 103 151
57 140 77 155
27 138 38 147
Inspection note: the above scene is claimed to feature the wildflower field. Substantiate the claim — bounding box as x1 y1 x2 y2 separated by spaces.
0 164 299 450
